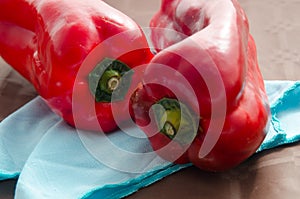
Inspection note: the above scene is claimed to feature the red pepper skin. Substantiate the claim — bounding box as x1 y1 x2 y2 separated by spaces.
0 0 153 132
130 0 270 171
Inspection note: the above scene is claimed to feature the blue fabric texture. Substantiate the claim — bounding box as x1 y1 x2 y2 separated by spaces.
257 81 300 152
0 81 299 198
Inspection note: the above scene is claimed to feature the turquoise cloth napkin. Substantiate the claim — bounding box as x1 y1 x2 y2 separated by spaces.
0 80 299 198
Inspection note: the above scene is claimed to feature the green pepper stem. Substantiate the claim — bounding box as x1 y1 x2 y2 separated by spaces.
107 77 120 91
88 58 133 102
99 69 121 93
164 122 176 137
153 98 199 145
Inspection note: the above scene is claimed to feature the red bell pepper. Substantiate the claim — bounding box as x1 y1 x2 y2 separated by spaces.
130 0 270 171
0 0 153 132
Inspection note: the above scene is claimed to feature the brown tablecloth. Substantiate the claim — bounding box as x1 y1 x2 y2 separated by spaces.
1 0 300 198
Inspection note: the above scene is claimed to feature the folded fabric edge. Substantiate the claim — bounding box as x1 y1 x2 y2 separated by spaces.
271 81 300 130
258 81 300 152
81 163 192 199
0 171 19 181
0 96 60 182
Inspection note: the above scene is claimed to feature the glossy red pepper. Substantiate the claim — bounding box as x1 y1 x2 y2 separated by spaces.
0 0 153 132
130 0 270 171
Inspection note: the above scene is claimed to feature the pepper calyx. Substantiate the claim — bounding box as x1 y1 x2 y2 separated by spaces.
152 98 199 145
88 58 133 102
